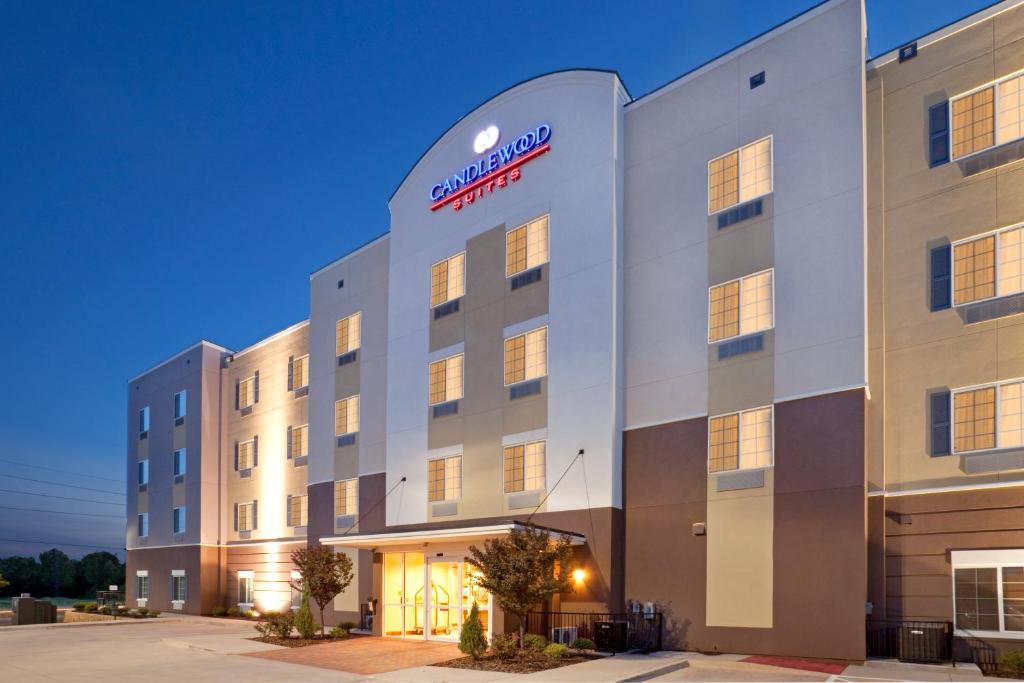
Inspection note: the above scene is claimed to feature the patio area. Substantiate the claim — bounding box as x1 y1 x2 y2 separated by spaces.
246 635 462 675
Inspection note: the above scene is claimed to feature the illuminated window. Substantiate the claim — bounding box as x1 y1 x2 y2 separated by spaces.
335 395 359 436
334 478 358 516
237 501 256 532
428 353 464 405
709 406 773 473
136 573 149 601
239 375 256 409
953 387 996 452
287 494 308 527
506 215 549 277
238 439 255 470
336 312 362 356
291 424 308 458
708 137 772 214
137 513 149 537
238 572 253 606
430 252 466 307
999 227 1024 297
503 441 546 493
952 380 1024 453
291 354 309 390
999 75 1024 145
290 570 302 610
171 573 187 603
954 236 996 304
952 87 995 159
708 269 774 342
428 455 462 502
504 326 547 385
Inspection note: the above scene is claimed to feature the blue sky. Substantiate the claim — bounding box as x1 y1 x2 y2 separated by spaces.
0 0 993 559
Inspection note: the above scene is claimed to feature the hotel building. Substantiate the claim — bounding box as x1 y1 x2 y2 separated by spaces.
125 0 1024 663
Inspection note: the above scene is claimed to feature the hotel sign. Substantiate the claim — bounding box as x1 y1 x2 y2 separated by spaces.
429 123 551 212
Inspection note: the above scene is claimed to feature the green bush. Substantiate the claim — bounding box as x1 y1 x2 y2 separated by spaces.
458 602 488 660
543 643 568 659
211 606 227 617
492 633 519 659
147 610 160 618
98 605 111 615
72 602 86 612
226 607 239 617
116 605 128 614
255 611 294 639
999 651 1024 677
523 633 548 651
294 585 317 639
84 602 98 613
137 607 148 616
571 637 595 650
329 624 350 638
242 610 254 619
340 620 357 631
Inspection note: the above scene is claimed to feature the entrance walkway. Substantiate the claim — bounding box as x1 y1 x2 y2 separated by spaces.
246 636 461 675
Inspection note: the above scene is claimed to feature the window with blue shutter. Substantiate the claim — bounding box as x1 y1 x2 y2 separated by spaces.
931 391 951 456
931 244 952 311
929 102 949 167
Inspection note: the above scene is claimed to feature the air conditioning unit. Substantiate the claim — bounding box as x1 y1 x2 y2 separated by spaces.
550 626 578 645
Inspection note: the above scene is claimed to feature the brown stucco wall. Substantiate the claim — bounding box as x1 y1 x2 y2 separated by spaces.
126 545 223 614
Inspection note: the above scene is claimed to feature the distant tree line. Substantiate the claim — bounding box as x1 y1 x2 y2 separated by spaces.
0 549 125 598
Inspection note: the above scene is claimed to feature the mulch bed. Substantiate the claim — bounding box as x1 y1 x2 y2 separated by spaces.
250 634 363 648
435 652 600 673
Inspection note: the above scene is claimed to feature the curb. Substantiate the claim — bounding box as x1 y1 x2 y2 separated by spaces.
618 660 690 682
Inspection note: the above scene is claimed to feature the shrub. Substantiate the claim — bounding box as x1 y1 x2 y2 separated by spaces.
147 610 160 618
523 633 548 651
543 643 568 659
294 585 317 639
211 606 227 617
137 607 148 616
243 610 254 619
72 602 86 612
98 605 111 615
116 605 128 614
492 633 519 659
458 602 488 660
999 651 1024 677
226 607 239 617
329 624 349 638
340 621 357 631
571 637 596 651
255 611 293 639
84 602 98 613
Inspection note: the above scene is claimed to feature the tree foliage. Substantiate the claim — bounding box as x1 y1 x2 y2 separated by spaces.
290 546 353 636
459 602 488 659
467 524 575 647
0 550 124 598
293 585 317 639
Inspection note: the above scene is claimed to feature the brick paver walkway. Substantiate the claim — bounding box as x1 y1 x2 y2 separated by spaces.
246 636 462 674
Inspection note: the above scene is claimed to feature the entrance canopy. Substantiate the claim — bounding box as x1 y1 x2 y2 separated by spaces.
320 522 586 549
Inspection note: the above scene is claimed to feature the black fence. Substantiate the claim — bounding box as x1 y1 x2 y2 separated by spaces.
525 611 662 652
866 619 953 665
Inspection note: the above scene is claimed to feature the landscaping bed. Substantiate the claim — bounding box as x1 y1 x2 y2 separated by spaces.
69 603 160 619
436 651 599 674
250 633 365 648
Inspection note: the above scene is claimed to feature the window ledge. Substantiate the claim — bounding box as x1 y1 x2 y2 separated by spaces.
171 601 184 610
174 416 185 427
955 629 1024 641
953 137 1024 173
292 455 308 467
293 385 309 398
955 292 1024 324
240 405 253 417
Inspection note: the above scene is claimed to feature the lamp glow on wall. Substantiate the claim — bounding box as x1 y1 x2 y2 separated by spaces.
573 568 586 585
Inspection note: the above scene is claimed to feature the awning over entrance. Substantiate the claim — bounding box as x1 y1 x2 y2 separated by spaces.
319 522 586 549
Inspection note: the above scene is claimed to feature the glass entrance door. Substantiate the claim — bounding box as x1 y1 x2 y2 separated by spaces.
382 552 425 638
427 559 461 639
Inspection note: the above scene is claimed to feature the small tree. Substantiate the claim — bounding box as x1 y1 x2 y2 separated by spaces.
290 546 354 637
459 602 488 659
468 524 575 649
293 585 316 639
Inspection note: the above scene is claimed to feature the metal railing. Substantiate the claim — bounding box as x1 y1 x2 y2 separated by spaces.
866 619 953 664
525 611 662 652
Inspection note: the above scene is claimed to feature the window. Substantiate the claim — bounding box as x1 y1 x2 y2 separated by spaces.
428 354 464 405
174 390 186 420
506 215 549 277
428 455 462 502
431 252 466 307
952 380 1024 453
138 460 148 486
173 449 186 477
238 439 255 470
290 570 302 610
173 506 186 534
237 501 256 532
137 513 149 538
504 326 547 386
708 406 774 473
171 572 187 604
335 478 358 516
953 225 1024 305
708 137 772 214
503 441 546 493
238 572 254 606
239 375 256 409
335 395 359 436
287 494 308 527
952 550 1024 635
139 406 150 434
950 71 1024 160
290 424 309 458
136 572 149 601
708 270 774 342
336 312 362 356
291 355 309 390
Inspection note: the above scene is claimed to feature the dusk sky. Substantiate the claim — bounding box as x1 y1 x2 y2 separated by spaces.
0 0 992 559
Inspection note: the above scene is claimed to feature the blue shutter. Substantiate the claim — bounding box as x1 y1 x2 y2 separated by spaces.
286 426 293 459
233 442 239 471
931 244 952 311
287 356 294 391
929 102 949 167
931 391 951 456
286 495 293 527
254 370 260 403
252 500 258 530
235 380 240 410
233 503 238 531
252 435 259 467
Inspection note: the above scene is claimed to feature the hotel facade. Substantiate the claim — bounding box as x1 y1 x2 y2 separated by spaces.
125 0 1024 663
